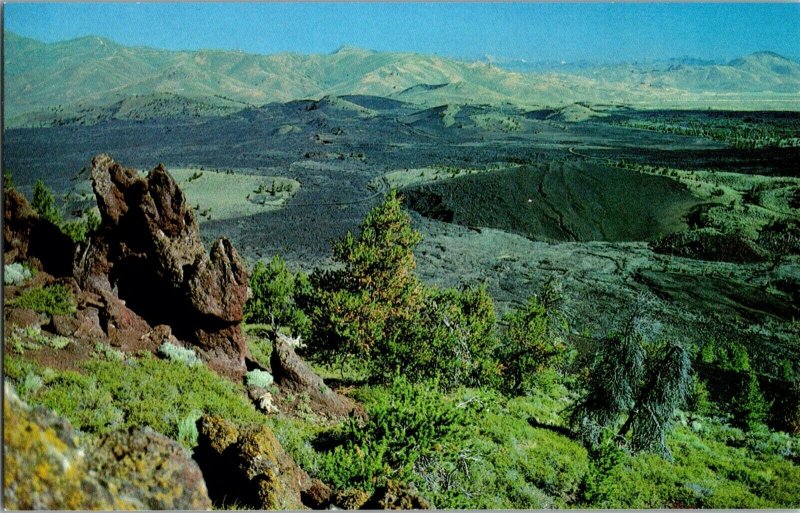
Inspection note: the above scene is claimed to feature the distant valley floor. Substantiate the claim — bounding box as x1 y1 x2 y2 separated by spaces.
4 100 800 374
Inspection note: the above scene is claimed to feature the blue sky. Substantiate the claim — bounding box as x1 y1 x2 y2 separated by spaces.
5 3 800 62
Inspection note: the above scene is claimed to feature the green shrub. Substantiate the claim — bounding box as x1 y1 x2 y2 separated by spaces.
177 410 202 448
416 389 587 509
32 179 62 226
697 341 771 431
20 372 44 396
4 169 14 190
581 429 627 505
315 376 463 490
569 332 646 450
624 343 691 459
730 371 770 431
244 333 273 369
686 379 714 416
61 219 89 243
28 180 99 243
8 284 75 315
374 284 501 390
157 341 202 366
48 335 71 350
91 342 126 361
244 255 311 338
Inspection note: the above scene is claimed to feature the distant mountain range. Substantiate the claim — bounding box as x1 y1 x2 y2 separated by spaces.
4 31 800 127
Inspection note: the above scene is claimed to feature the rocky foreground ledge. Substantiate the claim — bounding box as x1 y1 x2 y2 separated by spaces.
2 381 212 509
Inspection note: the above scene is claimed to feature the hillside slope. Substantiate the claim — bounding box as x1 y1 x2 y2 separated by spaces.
4 32 800 127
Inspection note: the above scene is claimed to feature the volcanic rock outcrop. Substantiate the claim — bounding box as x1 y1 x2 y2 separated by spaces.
73 154 250 374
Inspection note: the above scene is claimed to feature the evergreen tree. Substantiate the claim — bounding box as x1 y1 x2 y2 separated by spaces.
500 289 569 396
244 255 311 338
623 343 691 460
569 332 646 450
32 179 61 225
308 190 423 365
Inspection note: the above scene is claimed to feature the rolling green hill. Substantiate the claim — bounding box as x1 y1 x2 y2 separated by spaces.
4 31 800 127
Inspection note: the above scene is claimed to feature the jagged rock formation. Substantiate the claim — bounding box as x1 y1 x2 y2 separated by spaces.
4 155 250 375
194 414 319 509
2 383 212 510
2 188 75 275
271 335 362 418
74 154 250 375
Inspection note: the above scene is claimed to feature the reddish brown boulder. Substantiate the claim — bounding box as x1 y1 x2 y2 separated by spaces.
5 307 48 330
271 336 361 418
74 155 250 374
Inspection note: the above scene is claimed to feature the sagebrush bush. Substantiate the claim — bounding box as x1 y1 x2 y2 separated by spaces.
245 369 274 389
158 341 202 366
4 262 33 286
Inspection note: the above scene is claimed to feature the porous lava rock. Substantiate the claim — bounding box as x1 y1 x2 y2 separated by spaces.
194 414 313 509
3 188 75 275
86 427 213 510
74 154 250 375
271 335 362 418
330 481 432 510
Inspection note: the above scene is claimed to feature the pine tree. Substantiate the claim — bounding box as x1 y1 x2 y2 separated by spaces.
622 343 691 460
309 190 423 365
569 332 646 450
32 179 61 225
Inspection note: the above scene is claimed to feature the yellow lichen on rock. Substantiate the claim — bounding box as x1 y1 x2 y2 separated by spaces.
195 414 312 509
2 383 115 510
3 382 211 510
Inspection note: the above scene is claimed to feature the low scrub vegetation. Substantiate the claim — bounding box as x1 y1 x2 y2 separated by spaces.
4 353 265 447
8 283 76 316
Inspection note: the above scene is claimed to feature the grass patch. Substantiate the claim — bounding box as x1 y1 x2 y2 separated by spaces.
4 353 265 448
170 167 299 222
